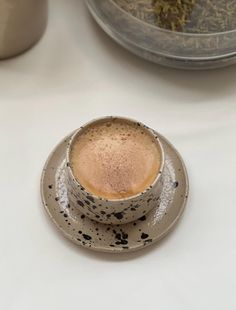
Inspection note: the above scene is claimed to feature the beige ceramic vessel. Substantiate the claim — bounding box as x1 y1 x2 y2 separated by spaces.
0 0 48 59
66 117 165 225
41 120 189 253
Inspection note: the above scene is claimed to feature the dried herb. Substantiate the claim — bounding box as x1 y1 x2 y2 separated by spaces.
113 0 236 34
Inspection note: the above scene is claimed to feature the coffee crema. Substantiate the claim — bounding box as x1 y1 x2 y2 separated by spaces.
70 119 161 200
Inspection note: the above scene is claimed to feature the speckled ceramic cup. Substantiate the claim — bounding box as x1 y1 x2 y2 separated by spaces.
66 117 165 225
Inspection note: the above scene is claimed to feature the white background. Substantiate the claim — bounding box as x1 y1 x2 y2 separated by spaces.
0 1 236 309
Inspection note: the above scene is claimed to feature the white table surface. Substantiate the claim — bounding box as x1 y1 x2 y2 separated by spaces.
1 1 236 309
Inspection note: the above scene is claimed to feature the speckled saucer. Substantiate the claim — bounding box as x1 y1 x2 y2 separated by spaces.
41 132 189 253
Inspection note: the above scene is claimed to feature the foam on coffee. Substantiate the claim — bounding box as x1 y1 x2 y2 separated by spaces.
70 119 161 200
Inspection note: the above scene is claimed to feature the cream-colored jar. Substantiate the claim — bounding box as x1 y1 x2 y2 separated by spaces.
0 0 48 59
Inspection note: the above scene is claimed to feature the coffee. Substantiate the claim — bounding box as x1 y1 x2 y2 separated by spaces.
70 119 161 200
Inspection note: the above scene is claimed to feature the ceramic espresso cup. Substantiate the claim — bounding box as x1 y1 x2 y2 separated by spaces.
66 117 165 225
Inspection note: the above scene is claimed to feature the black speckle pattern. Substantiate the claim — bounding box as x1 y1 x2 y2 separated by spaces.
173 181 179 188
122 233 128 239
141 233 149 239
115 233 122 240
115 240 128 245
113 212 124 220
139 215 146 221
77 200 84 207
83 234 92 241
86 196 95 203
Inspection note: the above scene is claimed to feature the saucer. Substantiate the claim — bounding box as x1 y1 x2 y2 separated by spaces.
41 132 189 253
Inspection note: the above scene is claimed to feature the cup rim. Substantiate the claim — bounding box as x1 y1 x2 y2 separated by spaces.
66 116 165 202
